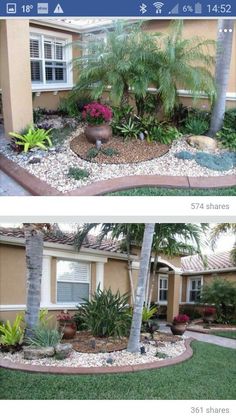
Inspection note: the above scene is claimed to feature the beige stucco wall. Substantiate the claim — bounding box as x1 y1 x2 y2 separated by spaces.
104 258 130 296
0 244 26 305
181 271 236 302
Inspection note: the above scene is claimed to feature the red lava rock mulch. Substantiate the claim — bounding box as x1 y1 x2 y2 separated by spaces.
70 133 170 164
65 331 181 353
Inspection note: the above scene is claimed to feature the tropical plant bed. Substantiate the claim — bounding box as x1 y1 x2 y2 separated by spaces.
70 133 170 164
1 125 235 193
0 333 185 369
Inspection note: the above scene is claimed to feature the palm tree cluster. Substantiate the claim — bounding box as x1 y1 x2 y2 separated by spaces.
73 20 216 116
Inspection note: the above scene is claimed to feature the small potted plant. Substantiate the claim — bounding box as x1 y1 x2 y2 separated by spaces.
203 307 216 323
57 311 76 340
82 102 113 144
170 314 190 336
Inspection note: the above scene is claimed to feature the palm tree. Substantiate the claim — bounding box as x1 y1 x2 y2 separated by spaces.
209 20 235 136
73 21 158 109
211 224 236 264
127 223 155 353
75 223 145 304
24 223 60 337
73 20 216 116
146 223 208 308
155 20 216 114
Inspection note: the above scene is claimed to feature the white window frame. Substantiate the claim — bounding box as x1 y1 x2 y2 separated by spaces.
56 258 91 306
30 28 73 91
157 274 168 305
187 276 203 304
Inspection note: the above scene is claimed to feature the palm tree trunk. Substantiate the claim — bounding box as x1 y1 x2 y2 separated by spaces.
127 259 135 305
24 224 44 338
127 223 155 353
121 81 130 107
209 19 234 136
148 253 158 308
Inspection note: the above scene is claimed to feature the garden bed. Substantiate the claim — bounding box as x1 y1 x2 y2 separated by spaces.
70 133 170 164
1 124 235 194
0 333 186 370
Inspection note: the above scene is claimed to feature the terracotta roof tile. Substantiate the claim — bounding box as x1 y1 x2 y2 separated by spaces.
0 227 121 253
181 251 235 272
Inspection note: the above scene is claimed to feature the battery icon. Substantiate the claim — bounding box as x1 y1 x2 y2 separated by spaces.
195 2 202 14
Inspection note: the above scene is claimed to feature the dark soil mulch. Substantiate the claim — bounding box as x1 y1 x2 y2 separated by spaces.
63 331 180 353
70 133 170 164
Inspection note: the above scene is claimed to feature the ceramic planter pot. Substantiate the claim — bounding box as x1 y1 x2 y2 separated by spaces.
85 124 112 144
59 321 76 339
170 323 187 336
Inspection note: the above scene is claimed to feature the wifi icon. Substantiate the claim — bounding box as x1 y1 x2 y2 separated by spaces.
153 2 164 14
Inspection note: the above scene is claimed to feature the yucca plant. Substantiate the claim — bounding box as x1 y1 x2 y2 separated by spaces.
0 315 24 351
25 326 63 347
75 287 131 338
9 126 52 153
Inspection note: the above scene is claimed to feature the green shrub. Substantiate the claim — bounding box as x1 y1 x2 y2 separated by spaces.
223 108 236 130
201 278 236 323
101 147 119 157
38 309 53 327
116 117 140 140
179 306 202 320
33 107 47 124
86 147 99 159
148 124 181 144
25 326 62 347
216 127 236 151
0 315 24 348
183 116 209 135
155 351 169 359
58 92 92 117
142 306 158 322
75 287 131 338
9 126 52 153
68 167 89 180
111 105 134 135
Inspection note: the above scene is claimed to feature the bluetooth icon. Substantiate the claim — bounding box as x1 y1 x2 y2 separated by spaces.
139 3 147 14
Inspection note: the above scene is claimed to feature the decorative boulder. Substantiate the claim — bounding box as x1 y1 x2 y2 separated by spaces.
187 135 218 151
55 343 73 359
23 346 55 360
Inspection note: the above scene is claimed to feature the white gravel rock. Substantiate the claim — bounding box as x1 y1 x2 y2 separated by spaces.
0 340 185 368
1 125 235 193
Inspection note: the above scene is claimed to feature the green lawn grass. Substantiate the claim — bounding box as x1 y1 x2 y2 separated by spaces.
108 187 236 196
1 341 236 400
211 330 236 340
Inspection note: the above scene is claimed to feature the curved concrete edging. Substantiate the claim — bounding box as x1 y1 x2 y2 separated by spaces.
0 338 194 375
1 154 235 196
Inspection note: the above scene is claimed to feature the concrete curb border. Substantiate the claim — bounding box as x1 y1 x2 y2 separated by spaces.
0 154 235 196
0 338 194 375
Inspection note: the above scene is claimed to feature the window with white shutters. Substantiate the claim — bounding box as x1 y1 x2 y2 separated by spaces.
56 260 90 304
30 33 71 88
158 274 168 302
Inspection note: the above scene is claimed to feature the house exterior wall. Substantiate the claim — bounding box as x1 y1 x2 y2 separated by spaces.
181 271 236 303
0 244 26 305
104 259 130 296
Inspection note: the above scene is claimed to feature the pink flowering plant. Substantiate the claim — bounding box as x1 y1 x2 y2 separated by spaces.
173 314 190 324
57 310 75 323
82 102 113 125
203 307 216 316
